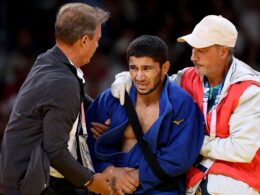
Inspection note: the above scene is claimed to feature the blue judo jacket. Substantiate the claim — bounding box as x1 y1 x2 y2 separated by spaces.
86 76 204 194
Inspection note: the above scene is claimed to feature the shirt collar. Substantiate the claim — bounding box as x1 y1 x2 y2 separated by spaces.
69 60 85 83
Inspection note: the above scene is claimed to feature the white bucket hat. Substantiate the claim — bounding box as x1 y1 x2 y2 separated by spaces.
177 15 238 48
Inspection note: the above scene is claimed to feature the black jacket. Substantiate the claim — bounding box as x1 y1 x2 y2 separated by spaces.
0 46 92 195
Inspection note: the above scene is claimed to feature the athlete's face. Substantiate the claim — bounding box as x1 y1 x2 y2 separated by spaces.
129 56 169 95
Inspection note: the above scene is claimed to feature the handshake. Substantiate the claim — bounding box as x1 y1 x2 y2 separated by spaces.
87 166 140 195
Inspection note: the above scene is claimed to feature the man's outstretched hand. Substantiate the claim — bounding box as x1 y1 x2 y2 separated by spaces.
87 172 112 195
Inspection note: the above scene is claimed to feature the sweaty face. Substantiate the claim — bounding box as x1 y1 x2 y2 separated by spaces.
191 45 225 78
129 56 166 95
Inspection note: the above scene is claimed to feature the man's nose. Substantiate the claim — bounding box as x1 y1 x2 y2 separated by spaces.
136 70 145 80
191 48 197 62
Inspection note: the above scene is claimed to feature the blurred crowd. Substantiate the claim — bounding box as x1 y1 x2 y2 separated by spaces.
0 0 259 142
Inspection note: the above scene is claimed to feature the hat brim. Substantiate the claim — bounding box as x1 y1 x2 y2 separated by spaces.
177 34 214 48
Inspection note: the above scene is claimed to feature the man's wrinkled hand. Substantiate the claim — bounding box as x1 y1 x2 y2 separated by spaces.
87 172 112 195
104 166 139 194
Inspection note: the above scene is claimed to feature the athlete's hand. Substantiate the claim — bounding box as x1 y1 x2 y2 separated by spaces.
91 119 111 139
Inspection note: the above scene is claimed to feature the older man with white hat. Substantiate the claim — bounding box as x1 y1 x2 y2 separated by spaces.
175 15 260 195
108 15 260 194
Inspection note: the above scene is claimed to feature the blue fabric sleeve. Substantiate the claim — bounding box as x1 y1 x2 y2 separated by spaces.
86 89 113 172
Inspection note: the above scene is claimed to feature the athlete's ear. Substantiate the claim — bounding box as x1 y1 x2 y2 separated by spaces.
162 60 170 75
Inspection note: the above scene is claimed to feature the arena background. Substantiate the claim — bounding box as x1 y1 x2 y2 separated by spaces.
0 0 259 145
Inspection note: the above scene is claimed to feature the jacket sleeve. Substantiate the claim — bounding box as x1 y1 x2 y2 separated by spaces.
42 79 92 187
86 90 114 172
138 91 205 191
201 85 260 162
169 68 187 85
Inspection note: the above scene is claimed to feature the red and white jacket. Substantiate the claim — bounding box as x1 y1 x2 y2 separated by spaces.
171 57 260 191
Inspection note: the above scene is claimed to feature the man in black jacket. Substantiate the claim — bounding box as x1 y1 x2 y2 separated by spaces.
0 3 111 195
